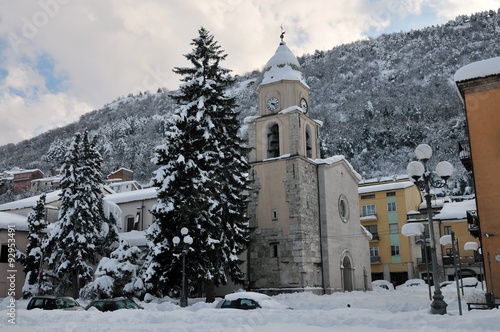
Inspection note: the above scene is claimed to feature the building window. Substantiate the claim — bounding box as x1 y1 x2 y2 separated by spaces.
444 226 452 235
389 224 399 234
370 246 379 257
388 202 396 212
361 194 375 200
267 123 280 158
362 204 376 216
386 192 396 197
391 245 400 256
365 225 379 240
126 215 137 232
272 210 278 220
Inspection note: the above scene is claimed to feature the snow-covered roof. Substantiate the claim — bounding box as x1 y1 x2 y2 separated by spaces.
454 56 500 82
104 187 157 204
314 156 362 181
434 199 476 221
0 211 29 231
358 181 414 194
0 190 62 212
119 230 147 247
259 42 309 88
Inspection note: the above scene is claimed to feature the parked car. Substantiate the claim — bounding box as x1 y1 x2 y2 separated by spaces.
85 298 143 312
396 279 426 289
440 277 480 288
372 280 394 290
27 296 84 311
216 291 289 310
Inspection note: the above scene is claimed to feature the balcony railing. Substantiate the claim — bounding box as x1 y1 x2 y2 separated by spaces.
370 256 381 263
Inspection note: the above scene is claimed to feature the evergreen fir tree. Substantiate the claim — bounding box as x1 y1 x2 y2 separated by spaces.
17 194 48 298
143 27 249 300
42 130 111 297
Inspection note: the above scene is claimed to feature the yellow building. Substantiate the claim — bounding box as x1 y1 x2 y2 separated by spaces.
455 57 500 299
359 178 422 285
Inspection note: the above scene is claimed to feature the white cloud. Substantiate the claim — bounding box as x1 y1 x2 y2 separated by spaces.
0 0 497 146
428 0 499 19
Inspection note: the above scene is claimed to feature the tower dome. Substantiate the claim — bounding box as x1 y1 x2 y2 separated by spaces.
260 40 308 88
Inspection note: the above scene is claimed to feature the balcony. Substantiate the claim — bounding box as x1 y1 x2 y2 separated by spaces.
442 256 480 266
370 256 381 263
360 214 378 222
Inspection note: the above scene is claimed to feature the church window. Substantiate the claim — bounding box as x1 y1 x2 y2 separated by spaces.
267 123 280 158
305 125 312 158
338 195 349 222
272 209 278 220
362 204 376 216
271 243 279 257
0 244 8 263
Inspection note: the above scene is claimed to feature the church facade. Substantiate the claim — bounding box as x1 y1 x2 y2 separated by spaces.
245 36 371 294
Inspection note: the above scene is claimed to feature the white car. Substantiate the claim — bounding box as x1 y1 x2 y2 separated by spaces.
372 280 394 290
216 291 289 310
396 279 426 289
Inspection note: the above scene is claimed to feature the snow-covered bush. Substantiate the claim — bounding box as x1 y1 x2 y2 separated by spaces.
80 238 145 300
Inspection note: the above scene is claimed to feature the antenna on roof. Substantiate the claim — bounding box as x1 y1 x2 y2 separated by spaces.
280 25 286 44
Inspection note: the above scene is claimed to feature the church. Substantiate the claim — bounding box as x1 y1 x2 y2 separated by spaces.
245 33 372 294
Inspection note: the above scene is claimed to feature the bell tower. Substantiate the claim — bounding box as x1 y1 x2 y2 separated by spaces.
246 32 323 291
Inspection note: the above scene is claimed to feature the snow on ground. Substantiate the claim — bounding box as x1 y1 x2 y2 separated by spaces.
1 284 498 332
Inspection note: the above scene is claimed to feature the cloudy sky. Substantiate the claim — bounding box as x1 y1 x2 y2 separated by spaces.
0 0 498 146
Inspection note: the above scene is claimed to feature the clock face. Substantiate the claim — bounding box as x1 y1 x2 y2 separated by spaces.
266 97 279 111
300 98 308 112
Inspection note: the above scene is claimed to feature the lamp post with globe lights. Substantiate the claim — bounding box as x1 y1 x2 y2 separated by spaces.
407 144 454 315
172 227 193 308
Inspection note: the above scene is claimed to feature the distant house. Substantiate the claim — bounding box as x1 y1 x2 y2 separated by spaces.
12 169 45 194
107 168 134 182
30 175 63 192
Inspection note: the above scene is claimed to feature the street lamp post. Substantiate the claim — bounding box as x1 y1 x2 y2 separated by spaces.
173 227 193 308
407 144 454 315
440 232 462 316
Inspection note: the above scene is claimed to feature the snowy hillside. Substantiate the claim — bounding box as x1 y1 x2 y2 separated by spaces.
0 9 498 199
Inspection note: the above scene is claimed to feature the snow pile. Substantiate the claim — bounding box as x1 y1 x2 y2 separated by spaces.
2 285 499 331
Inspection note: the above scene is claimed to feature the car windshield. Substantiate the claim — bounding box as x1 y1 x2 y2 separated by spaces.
124 299 139 308
115 299 139 309
62 298 79 307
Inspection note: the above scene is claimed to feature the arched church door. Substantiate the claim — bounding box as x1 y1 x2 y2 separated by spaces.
343 256 353 292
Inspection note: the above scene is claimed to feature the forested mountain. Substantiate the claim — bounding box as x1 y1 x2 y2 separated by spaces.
1 9 499 198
